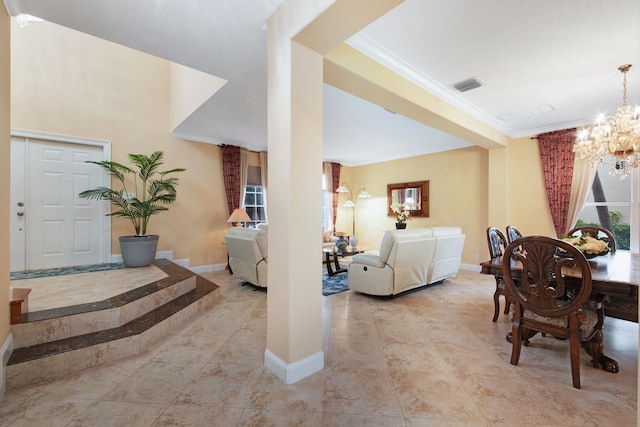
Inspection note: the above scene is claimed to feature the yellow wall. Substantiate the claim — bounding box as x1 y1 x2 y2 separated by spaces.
346 138 555 264
1 9 11 347
347 146 489 263
10 21 230 267
508 137 555 236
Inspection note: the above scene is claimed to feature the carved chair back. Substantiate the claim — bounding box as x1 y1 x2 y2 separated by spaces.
486 227 507 259
506 225 523 244
567 226 617 252
503 236 592 315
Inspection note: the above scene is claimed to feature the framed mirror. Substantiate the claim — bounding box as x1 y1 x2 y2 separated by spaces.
387 180 429 217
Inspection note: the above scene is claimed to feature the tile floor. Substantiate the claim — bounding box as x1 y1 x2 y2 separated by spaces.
0 269 637 426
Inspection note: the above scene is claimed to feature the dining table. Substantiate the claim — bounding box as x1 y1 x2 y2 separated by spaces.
480 250 639 374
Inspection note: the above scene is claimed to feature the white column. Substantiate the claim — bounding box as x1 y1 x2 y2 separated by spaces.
265 0 403 384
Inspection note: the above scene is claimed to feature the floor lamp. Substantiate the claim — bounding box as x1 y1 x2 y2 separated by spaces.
336 183 371 247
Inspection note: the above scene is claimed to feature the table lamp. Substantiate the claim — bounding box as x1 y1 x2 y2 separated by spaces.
227 208 251 227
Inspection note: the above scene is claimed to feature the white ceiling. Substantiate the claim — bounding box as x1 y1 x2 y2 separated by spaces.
4 0 640 166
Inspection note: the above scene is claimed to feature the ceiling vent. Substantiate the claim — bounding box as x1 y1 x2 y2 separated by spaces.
453 77 482 93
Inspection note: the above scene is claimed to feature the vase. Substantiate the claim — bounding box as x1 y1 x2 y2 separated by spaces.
349 235 358 248
396 223 407 229
119 235 159 267
335 236 348 252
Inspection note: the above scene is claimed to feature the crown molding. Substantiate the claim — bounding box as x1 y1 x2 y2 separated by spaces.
510 118 594 139
346 33 514 137
347 34 601 141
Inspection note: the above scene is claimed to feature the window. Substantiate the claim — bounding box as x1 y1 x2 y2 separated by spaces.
243 185 266 228
322 173 332 231
576 159 638 252
243 165 266 227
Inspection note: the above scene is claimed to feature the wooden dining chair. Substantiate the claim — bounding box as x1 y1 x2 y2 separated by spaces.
505 225 523 244
567 226 617 252
502 235 605 389
486 227 512 322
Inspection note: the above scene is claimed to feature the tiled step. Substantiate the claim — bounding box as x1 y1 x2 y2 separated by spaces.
10 265 197 348
6 260 220 388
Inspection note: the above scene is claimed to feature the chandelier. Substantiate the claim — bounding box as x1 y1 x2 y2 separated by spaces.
574 64 640 178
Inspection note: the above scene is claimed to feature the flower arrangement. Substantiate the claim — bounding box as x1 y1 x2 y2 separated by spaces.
560 233 610 256
390 203 411 224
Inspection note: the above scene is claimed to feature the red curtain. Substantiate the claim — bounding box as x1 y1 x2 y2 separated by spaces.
221 144 241 216
331 162 341 229
538 128 577 237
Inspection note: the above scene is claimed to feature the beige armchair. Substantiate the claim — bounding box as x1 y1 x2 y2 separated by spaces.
224 227 268 288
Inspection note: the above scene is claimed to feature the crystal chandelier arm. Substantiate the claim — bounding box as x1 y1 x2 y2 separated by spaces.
573 64 640 178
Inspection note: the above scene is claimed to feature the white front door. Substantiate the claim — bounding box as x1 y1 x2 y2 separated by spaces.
10 137 27 271
10 135 108 271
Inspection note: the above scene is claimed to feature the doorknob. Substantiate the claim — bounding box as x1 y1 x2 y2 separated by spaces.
17 202 24 207
17 212 24 216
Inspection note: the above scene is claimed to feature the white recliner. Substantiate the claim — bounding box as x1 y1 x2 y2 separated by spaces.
428 226 466 284
224 227 268 288
348 227 465 296
348 228 437 296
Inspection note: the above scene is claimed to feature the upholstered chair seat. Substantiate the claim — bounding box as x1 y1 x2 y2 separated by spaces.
523 306 599 332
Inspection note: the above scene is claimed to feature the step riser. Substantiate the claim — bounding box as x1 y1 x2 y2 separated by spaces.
11 276 196 348
6 260 220 389
7 285 219 389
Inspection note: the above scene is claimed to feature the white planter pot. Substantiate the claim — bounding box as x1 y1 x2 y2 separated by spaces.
118 235 159 267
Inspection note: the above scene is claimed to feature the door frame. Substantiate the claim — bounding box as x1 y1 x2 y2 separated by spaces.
11 129 112 266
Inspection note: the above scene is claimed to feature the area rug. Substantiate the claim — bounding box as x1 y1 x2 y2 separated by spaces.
10 262 126 281
322 269 349 296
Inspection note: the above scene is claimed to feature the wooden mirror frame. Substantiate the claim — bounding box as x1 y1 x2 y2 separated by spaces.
387 181 429 217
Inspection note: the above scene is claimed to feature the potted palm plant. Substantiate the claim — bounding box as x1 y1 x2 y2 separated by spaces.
79 151 186 267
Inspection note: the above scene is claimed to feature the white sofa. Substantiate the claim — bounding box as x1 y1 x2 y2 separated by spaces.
428 226 467 284
224 226 268 288
348 227 465 296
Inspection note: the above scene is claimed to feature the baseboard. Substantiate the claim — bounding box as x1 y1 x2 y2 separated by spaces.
105 254 225 274
110 250 174 264
0 333 14 402
460 262 481 272
264 349 324 385
172 258 190 268
190 264 227 274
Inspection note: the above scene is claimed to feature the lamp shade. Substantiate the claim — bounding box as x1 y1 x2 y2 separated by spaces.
227 208 251 226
